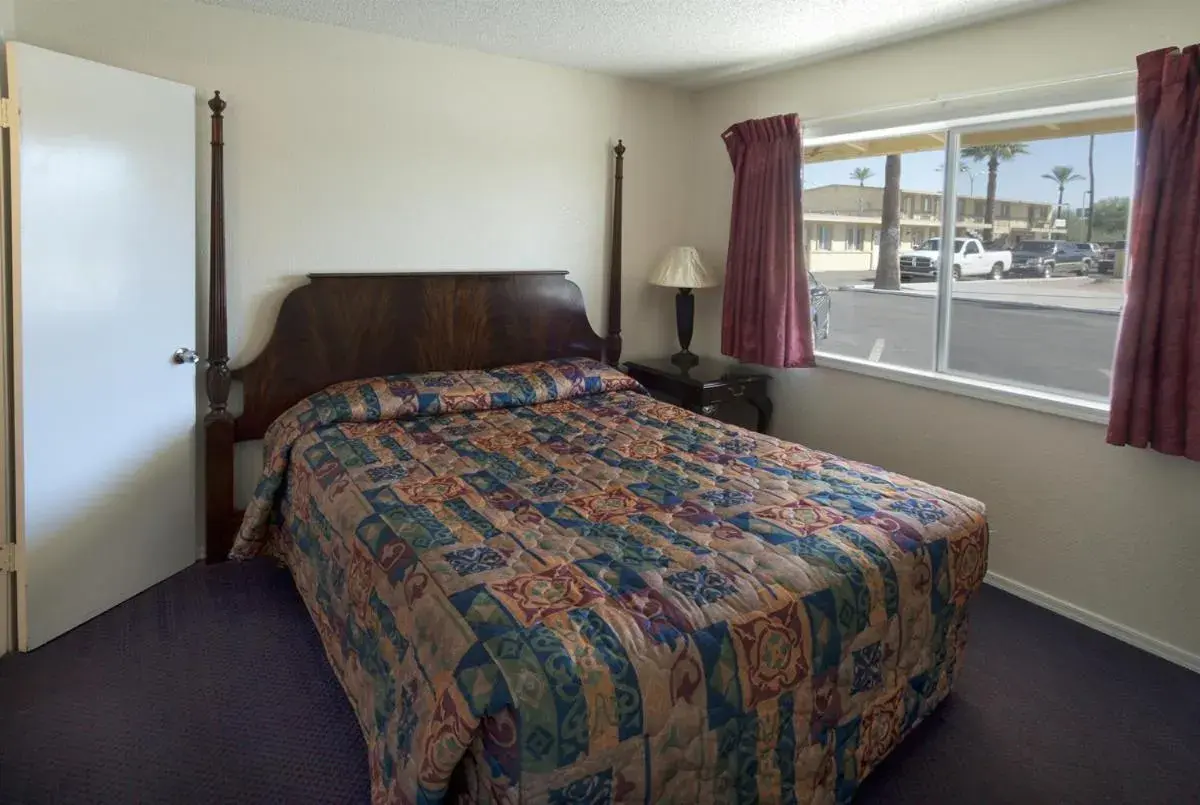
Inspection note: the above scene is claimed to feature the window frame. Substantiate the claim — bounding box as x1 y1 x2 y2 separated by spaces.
803 95 1135 423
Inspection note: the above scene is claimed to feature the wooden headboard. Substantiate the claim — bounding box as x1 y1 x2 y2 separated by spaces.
202 94 627 560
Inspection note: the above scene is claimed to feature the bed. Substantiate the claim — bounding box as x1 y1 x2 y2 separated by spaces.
202 95 988 804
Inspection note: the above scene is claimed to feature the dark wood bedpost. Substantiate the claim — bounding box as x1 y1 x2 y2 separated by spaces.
205 91 235 562
605 140 624 366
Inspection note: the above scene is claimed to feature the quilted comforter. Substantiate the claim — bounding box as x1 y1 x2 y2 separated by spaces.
232 358 988 805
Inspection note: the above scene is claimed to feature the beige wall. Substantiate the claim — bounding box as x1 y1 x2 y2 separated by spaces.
13 0 693 368
766 368 1200 662
807 185 888 215
808 186 1047 230
0 0 695 650
688 0 1200 663
805 221 876 273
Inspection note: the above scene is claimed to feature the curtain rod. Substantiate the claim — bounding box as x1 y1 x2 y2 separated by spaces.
804 68 1137 129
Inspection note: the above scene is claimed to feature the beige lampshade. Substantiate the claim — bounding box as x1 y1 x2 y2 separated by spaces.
648 247 719 289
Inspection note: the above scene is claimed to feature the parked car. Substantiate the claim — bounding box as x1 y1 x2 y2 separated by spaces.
810 271 831 341
899 237 1013 281
1010 240 1093 277
1098 241 1126 273
1075 242 1103 267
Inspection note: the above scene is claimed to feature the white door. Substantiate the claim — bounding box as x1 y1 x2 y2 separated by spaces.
961 242 984 277
8 43 198 650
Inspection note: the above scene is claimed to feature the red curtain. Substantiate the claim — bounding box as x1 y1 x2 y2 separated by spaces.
1108 45 1200 459
721 115 813 369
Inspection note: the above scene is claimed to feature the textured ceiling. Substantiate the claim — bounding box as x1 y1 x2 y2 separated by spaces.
193 0 1070 86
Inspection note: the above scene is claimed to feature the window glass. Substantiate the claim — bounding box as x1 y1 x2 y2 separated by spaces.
803 135 948 370
802 107 1133 404
947 116 1133 401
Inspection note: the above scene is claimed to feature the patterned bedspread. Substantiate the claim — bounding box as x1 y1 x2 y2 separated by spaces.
232 358 988 805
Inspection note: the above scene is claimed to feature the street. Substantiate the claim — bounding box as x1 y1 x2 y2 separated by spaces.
820 287 1119 400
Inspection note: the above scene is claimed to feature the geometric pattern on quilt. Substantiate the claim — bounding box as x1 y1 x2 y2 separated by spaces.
230 357 990 804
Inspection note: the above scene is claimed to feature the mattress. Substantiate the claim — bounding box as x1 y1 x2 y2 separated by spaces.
232 358 989 804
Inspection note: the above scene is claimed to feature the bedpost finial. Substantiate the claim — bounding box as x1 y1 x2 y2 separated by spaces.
208 91 226 116
614 139 625 157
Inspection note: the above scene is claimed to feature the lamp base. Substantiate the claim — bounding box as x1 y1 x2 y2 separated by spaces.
673 288 696 368
670 350 699 370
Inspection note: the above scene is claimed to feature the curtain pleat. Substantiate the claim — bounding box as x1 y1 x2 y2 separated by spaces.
720 114 813 369
1108 45 1200 460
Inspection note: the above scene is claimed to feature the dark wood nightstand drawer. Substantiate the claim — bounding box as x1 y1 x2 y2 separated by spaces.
700 376 763 406
622 358 773 434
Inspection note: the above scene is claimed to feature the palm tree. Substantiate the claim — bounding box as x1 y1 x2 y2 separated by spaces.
851 167 874 186
1042 165 1085 220
961 143 1029 233
874 155 901 290
851 166 874 214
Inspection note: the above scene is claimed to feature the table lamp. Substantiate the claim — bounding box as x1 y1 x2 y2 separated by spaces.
649 247 719 368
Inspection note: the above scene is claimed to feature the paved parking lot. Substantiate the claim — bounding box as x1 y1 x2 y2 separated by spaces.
818 279 1120 400
848 275 1124 313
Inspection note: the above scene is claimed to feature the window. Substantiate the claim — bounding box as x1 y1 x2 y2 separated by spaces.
948 118 1132 402
815 226 833 250
847 226 867 250
805 100 1134 406
801 136 949 372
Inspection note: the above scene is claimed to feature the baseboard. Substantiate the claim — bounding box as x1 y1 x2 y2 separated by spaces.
984 571 1200 674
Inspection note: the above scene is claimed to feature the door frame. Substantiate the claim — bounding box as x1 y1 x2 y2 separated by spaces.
5 42 24 652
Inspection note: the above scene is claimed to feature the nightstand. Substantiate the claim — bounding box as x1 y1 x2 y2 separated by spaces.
623 357 773 434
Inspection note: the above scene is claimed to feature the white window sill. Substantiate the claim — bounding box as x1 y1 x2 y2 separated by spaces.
812 352 1110 425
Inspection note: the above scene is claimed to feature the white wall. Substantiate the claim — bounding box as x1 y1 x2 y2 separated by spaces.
689 0 1200 662
0 0 694 650
12 0 691 367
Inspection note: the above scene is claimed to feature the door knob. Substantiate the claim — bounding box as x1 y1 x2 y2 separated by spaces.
172 347 200 365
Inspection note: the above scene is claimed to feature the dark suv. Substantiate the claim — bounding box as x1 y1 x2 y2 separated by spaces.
1009 240 1093 278
1098 241 1125 273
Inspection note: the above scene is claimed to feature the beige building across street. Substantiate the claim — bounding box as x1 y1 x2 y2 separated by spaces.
803 184 1066 273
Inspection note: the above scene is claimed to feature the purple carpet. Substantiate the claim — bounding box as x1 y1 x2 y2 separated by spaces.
1 560 1197 803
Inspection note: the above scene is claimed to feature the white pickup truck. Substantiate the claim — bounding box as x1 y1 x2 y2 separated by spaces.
899 237 1013 281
